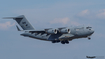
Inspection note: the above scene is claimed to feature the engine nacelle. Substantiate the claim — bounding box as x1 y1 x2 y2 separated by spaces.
59 28 70 34
46 29 57 34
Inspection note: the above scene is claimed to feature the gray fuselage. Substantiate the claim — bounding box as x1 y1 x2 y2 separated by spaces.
21 26 94 41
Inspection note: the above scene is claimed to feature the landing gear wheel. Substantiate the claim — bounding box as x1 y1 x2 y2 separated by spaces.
65 40 69 44
61 41 65 44
88 37 91 40
66 41 69 44
52 40 56 43
56 40 60 43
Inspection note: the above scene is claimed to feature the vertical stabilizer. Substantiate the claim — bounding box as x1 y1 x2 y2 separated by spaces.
14 15 34 30
4 15 35 30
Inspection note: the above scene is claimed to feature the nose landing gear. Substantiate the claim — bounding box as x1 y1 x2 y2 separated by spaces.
88 37 91 40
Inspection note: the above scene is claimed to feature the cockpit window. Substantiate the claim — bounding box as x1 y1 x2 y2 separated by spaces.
89 29 91 30
86 27 92 29
86 26 92 30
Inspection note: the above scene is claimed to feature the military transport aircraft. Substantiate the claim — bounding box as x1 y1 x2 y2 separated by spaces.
4 15 94 44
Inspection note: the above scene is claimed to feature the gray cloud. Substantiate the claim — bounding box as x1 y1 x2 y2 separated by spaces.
75 9 105 20
0 21 15 30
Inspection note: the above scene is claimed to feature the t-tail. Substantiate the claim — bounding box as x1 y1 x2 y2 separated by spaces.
3 15 35 30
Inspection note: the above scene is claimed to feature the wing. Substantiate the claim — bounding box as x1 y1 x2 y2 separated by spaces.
25 30 46 34
17 25 75 41
16 25 46 34
16 25 68 34
48 33 74 41
16 25 71 36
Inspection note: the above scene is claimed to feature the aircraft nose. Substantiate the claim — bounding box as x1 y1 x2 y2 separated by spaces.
91 29 94 34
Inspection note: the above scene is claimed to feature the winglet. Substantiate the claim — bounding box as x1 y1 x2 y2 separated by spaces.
16 25 21 31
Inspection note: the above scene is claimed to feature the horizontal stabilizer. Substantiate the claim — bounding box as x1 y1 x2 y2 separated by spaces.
3 17 22 19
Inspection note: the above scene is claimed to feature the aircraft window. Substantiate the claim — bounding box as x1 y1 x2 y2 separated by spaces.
86 27 92 29
89 29 91 30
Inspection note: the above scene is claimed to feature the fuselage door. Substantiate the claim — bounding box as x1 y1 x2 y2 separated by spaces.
75 27 84 36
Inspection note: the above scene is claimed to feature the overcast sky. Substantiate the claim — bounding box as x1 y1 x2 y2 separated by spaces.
0 0 105 59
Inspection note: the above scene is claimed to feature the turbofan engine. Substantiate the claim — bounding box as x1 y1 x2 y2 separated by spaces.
46 29 57 34
59 28 70 34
